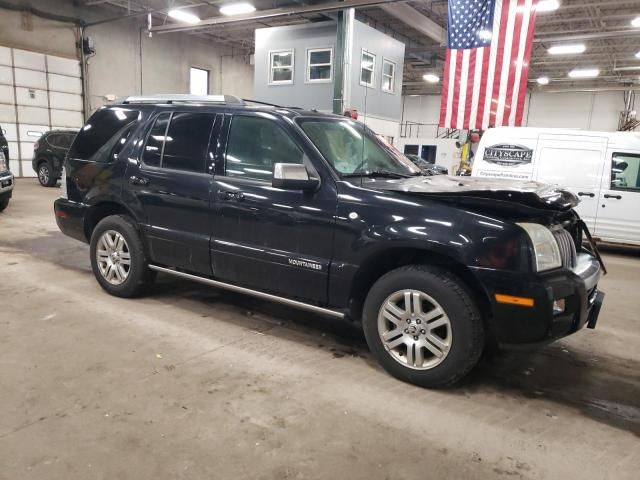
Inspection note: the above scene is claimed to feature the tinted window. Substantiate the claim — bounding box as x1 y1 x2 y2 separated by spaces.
225 116 303 181
69 108 140 161
162 113 215 172
46 134 60 148
142 113 170 167
60 134 75 149
611 153 640 191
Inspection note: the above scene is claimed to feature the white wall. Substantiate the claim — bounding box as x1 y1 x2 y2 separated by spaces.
402 90 630 133
0 2 254 116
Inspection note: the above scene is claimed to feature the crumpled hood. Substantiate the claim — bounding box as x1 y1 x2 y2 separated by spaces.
370 175 579 211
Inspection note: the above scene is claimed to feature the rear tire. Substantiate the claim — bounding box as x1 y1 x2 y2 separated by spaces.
90 215 155 297
37 161 56 187
362 265 484 388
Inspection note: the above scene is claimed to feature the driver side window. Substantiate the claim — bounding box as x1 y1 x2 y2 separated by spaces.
611 153 640 191
225 115 304 182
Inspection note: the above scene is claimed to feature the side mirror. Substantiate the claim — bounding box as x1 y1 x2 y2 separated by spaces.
272 163 320 191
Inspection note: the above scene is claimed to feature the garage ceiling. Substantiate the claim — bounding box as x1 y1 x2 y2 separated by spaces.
83 0 640 94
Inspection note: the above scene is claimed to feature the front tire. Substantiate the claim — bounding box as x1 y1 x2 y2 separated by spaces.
0 197 9 212
362 265 484 388
37 161 57 187
90 215 154 297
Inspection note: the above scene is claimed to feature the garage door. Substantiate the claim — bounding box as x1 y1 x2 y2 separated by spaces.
0 46 84 177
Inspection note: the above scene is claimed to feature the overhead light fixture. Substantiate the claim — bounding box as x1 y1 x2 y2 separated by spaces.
537 76 550 85
568 68 599 78
423 74 440 83
636 51 640 59
167 9 201 24
537 0 560 12
632 16 640 28
220 2 256 16
548 44 586 55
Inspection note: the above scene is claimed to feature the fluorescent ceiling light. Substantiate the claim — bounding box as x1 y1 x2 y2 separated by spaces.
537 0 560 12
548 44 586 55
636 51 640 59
632 16 640 28
568 68 599 78
168 9 201 24
220 2 256 16
423 74 440 83
537 76 550 85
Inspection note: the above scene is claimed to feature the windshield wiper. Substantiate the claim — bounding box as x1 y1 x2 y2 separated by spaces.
342 170 413 179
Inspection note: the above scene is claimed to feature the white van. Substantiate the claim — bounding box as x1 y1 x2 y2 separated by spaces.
472 127 640 246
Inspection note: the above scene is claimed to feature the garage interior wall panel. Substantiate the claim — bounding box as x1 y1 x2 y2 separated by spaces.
0 45 83 177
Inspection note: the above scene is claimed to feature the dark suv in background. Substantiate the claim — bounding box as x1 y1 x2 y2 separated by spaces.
0 124 13 212
32 130 77 187
54 95 605 388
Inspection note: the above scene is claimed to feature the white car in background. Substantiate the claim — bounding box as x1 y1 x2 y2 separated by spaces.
473 127 640 246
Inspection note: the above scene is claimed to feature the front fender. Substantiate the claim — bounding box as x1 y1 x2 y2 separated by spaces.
328 182 530 308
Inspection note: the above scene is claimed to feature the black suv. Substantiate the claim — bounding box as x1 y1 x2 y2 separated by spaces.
32 129 77 187
54 95 605 388
0 124 13 212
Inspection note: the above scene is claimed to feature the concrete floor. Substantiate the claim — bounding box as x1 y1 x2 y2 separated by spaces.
1 179 639 480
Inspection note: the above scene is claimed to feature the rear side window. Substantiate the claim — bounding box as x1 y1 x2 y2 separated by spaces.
224 115 304 181
142 112 215 172
143 113 170 167
69 107 140 161
162 113 215 172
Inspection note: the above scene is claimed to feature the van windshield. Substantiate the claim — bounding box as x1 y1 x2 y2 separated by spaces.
298 118 420 178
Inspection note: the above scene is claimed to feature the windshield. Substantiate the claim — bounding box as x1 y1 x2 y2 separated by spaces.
298 118 420 177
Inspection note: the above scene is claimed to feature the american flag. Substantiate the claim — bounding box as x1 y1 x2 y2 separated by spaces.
439 0 539 130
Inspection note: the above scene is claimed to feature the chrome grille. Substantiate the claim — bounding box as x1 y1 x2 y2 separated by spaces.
553 228 577 269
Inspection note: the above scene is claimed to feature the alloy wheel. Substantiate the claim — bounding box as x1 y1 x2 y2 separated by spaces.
377 289 452 370
96 230 131 285
38 165 49 185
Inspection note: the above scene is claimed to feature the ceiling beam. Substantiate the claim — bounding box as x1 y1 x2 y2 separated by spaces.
534 29 640 43
378 3 445 44
149 0 400 34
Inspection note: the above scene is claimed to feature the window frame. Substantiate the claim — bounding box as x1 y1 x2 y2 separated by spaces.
140 111 217 175
360 49 376 88
381 58 396 94
610 151 640 192
306 47 333 84
268 49 295 86
189 67 210 95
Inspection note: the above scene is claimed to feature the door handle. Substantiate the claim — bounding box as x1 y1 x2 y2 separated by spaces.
578 192 595 198
129 175 149 186
603 194 622 200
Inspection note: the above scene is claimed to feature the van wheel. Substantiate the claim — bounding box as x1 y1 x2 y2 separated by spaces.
37 161 56 187
362 265 484 388
90 215 154 297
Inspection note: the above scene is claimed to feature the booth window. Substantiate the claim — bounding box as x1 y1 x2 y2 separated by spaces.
190 67 209 95
360 50 376 88
307 48 333 83
382 59 396 93
269 50 294 84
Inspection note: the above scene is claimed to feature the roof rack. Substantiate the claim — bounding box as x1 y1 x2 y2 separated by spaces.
242 98 283 108
121 94 244 105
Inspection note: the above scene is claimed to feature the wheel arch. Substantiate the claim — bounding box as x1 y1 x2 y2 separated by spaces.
348 247 493 328
84 201 139 242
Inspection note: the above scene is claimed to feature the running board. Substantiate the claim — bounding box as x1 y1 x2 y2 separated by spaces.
148 265 345 319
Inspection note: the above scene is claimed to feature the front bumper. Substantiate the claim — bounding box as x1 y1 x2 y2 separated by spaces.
471 252 604 344
0 171 14 198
